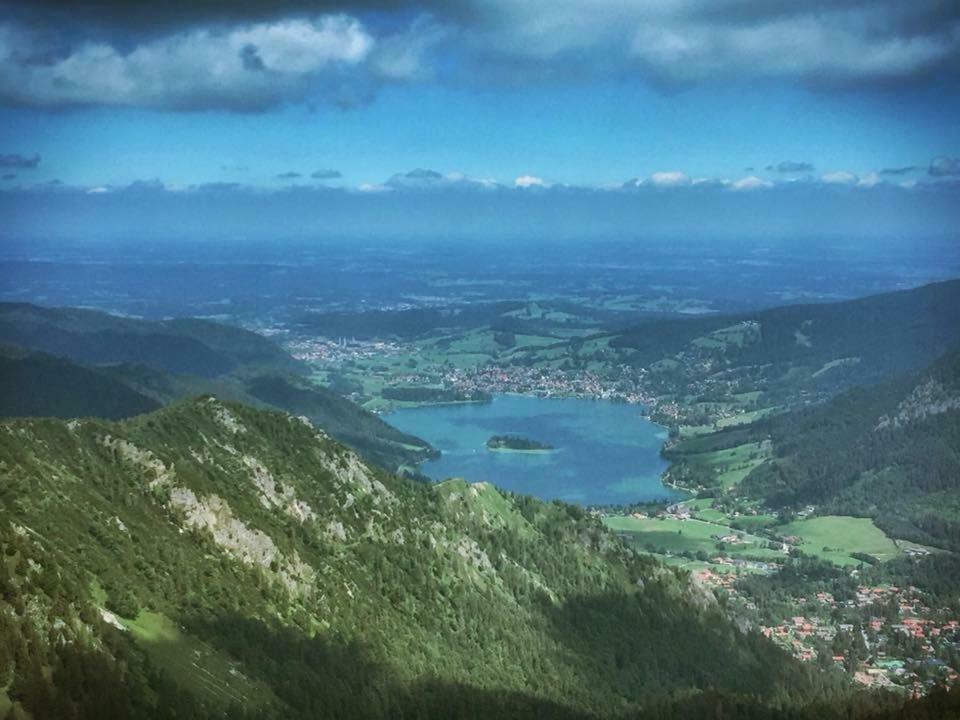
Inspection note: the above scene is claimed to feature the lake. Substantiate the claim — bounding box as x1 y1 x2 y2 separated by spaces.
388 394 681 506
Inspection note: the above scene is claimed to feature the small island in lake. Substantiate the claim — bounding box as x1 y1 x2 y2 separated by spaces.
486 435 555 452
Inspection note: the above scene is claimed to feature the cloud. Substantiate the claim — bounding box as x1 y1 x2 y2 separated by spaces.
368 15 448 81
0 15 377 111
929 157 960 177
0 153 40 169
857 172 882 188
385 168 444 189
879 165 920 175
514 174 547 188
731 175 773 191
457 0 960 87
767 161 814 173
821 170 858 185
5 1 958 115
311 168 342 179
649 171 690 187
276 171 303 179
7 175 955 249
386 168 499 191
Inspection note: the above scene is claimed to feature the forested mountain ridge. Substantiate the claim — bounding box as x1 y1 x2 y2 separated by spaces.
610 279 960 381
736 347 960 548
500 280 960 426
0 397 842 719
0 303 299 378
0 347 160 420
0 304 435 470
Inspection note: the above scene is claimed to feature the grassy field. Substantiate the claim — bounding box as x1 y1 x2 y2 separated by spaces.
670 441 771 489
603 515 781 561
124 611 276 709
779 516 902 565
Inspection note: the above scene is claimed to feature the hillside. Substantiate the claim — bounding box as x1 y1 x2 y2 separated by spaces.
503 280 960 425
0 348 160 421
0 397 840 719
0 304 435 471
693 347 960 550
0 303 300 378
610 279 960 381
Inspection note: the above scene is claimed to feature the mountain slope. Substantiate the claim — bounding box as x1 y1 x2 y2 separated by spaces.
0 397 831 719
0 304 436 470
737 347 960 548
0 303 299 378
610 279 960 383
505 280 960 424
0 347 160 420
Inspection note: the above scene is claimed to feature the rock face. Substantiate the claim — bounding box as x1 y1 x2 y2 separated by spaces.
877 379 960 430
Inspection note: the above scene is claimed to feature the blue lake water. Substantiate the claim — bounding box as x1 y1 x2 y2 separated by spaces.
388 394 681 506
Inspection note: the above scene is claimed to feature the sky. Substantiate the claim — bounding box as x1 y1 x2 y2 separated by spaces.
1 0 959 242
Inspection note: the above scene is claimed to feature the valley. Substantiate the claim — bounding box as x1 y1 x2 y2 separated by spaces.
2 269 960 718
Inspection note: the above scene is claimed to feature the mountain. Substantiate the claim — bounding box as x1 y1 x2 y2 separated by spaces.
506 280 960 421
242 374 438 470
0 304 435 470
732 347 960 549
0 397 837 719
609 279 960 382
0 347 160 421
0 303 300 378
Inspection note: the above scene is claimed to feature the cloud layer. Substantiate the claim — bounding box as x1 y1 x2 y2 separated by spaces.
4 172 956 246
2 0 958 110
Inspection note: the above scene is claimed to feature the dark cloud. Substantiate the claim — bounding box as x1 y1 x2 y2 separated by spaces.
239 44 266 72
879 166 920 175
5 0 435 34
0 153 40 169
3 0 958 116
311 169 342 179
276 171 303 179
767 161 814 173
929 157 960 177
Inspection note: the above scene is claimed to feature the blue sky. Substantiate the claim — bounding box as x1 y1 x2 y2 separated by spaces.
1 0 958 240
4 80 959 189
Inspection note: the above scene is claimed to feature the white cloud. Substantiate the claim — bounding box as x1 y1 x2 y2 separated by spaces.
629 14 953 84
0 16 374 110
515 174 548 188
857 172 882 188
357 182 392 193
649 171 690 187
821 171 858 185
730 175 774 191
